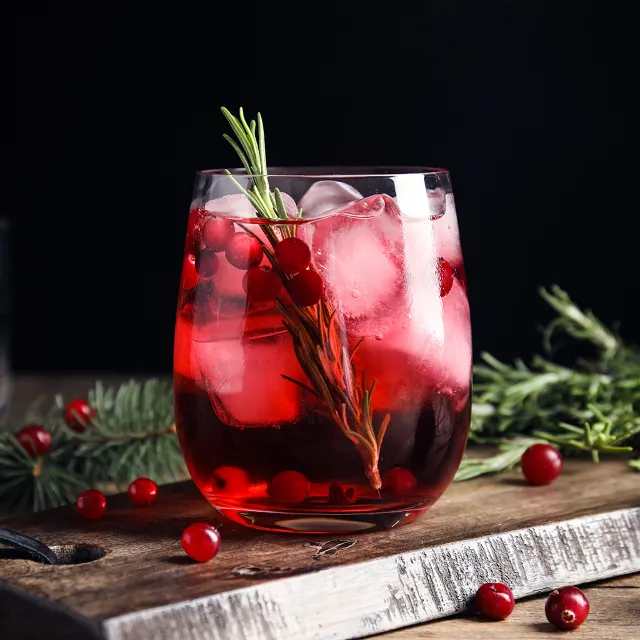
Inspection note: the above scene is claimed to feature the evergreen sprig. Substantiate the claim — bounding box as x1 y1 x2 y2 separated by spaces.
455 285 640 481
0 379 186 512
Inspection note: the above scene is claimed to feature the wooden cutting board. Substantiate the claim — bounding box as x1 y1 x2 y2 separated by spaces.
0 459 639 640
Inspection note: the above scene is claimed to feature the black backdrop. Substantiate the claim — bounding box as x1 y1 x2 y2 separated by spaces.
7 1 638 373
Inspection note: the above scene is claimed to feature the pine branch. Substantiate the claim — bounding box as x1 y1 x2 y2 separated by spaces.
0 379 186 512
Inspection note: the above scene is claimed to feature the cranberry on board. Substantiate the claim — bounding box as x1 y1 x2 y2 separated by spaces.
475 583 515 620
64 399 96 432
181 522 222 562
545 586 590 630
268 470 309 505
382 467 417 497
225 233 263 270
289 270 324 307
242 266 282 303
202 216 235 252
521 443 563 485
274 237 311 274
76 490 107 520
128 478 158 506
438 258 454 297
15 425 52 457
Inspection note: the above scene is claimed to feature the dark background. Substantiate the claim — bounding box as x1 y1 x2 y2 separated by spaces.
6 1 638 374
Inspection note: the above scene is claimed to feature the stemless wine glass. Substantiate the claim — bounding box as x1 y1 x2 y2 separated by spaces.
174 168 472 533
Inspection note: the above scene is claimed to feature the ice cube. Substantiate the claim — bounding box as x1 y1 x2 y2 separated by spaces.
205 191 298 219
352 278 471 412
280 192 299 218
432 193 463 267
204 193 256 217
302 195 404 330
194 333 307 427
298 180 363 218
426 188 447 219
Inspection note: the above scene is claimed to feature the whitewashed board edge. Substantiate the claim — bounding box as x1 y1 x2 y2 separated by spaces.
104 507 640 640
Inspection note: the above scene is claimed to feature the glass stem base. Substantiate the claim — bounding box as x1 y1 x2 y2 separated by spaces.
216 506 428 534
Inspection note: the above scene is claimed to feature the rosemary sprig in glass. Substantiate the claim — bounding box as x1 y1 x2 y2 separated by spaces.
219 107 389 489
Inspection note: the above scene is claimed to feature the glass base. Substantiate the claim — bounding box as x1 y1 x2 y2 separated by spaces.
217 506 427 534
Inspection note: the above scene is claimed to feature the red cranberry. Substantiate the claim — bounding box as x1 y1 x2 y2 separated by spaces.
187 210 203 252
275 237 311 274
76 489 107 520
545 586 590 630
328 482 357 505
195 249 220 278
128 477 158 506
210 466 250 496
521 444 563 485
242 266 282 303
382 467 417 497
475 583 515 620
181 253 198 290
202 216 235 252
16 425 52 457
181 522 221 562
225 233 264 270
438 258 454 297
269 470 309 505
289 270 324 307
64 399 96 432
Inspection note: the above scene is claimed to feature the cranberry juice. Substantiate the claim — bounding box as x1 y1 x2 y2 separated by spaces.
174 187 472 533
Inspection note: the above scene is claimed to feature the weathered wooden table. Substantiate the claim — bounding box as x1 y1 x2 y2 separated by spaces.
1 376 639 639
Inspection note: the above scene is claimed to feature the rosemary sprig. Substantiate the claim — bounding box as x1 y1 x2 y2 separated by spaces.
220 107 388 489
456 286 640 481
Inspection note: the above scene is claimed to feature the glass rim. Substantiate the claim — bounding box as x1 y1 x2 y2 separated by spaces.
197 166 450 179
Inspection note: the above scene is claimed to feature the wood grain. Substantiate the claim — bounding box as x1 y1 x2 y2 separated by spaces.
380 573 640 639
0 459 638 640
1 376 639 639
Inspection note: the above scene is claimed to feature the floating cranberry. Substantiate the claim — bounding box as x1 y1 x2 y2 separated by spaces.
328 482 357 505
76 489 107 520
225 233 264 270
64 399 96 432
275 237 311 274
475 583 515 620
545 586 590 630
202 216 235 252
128 477 158 506
521 443 563 485
269 470 309 505
16 425 52 458
438 258 454 297
181 522 221 562
382 467 417 497
187 210 203 252
242 267 282 304
195 249 220 278
211 466 250 496
289 270 323 307
181 253 198 290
